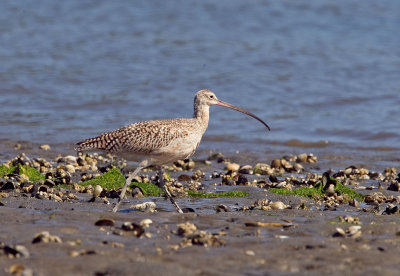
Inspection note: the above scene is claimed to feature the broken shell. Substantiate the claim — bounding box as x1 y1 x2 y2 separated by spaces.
333 227 346 237
40 144 51 151
121 222 145 237
130 201 157 212
32 231 62 243
239 165 253 174
9 264 33 276
177 222 197 236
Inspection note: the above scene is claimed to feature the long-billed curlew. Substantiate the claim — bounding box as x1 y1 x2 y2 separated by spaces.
76 89 270 213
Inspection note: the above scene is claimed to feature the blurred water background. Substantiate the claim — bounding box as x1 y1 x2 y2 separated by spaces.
0 0 399 156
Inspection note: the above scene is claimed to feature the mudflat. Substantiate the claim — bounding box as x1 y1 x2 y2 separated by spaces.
1 142 399 276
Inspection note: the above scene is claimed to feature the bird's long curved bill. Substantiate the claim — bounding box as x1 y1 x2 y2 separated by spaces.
217 100 271 131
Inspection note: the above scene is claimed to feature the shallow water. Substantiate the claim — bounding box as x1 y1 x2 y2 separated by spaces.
0 0 399 154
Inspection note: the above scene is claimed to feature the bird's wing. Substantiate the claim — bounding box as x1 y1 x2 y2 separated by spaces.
76 119 192 154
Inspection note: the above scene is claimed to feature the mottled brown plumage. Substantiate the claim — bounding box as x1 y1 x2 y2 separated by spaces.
76 89 270 213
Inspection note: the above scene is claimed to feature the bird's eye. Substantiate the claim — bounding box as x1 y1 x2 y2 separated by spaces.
210 95 214 99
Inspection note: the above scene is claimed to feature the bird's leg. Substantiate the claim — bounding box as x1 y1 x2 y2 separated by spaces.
112 166 143 213
158 166 183 214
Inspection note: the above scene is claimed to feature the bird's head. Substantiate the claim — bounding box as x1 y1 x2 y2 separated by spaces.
194 89 271 131
195 89 220 106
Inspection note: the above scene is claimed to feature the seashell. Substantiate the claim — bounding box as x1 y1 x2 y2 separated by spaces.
225 162 240 172
334 227 346 237
39 144 51 151
270 159 281 169
95 219 115 227
140 219 153 227
270 201 287 210
93 185 103 197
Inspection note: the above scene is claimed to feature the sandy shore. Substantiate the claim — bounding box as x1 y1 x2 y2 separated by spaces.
1 140 400 276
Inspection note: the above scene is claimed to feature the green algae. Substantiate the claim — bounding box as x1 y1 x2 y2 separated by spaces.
80 168 125 190
130 181 250 198
269 176 364 202
131 182 163 196
0 165 12 178
0 164 44 182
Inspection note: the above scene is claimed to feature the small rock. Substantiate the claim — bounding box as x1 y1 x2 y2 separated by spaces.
0 181 17 191
132 187 144 198
388 181 400 191
178 174 191 182
236 174 249 185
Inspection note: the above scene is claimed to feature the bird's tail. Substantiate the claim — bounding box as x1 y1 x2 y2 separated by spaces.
75 136 107 151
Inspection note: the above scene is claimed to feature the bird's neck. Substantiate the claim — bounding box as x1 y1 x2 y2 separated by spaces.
193 103 210 130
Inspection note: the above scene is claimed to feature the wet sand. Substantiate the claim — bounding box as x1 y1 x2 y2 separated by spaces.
1 141 400 276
